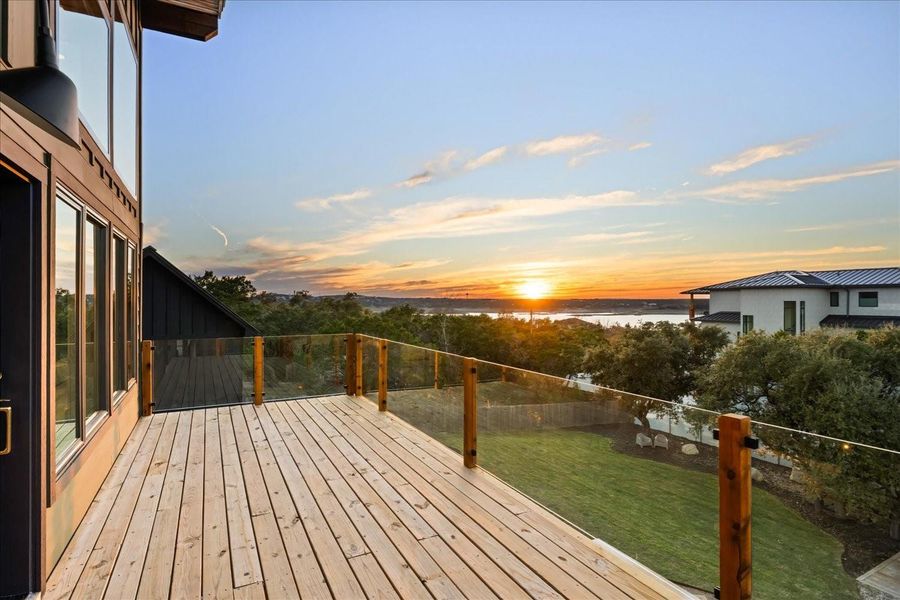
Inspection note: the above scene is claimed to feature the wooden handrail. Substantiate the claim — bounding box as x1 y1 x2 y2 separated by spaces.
718 413 752 599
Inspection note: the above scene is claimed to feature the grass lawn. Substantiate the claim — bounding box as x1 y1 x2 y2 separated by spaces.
436 429 857 600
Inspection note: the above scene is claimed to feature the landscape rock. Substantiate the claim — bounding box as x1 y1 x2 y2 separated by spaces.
751 467 764 482
636 433 652 448
653 434 668 449
790 467 808 484
681 443 699 456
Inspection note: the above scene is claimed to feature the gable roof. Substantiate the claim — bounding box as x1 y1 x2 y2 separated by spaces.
143 246 259 335
682 267 900 294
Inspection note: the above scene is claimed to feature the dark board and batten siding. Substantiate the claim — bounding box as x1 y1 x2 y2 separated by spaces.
142 246 258 340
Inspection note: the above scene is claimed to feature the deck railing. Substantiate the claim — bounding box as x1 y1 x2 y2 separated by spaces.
141 332 900 600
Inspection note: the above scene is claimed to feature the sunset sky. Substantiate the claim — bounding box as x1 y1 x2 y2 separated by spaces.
143 1 900 299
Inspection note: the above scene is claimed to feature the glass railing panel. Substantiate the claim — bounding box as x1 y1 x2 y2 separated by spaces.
361 336 381 397
749 421 900 600
383 342 464 454
263 334 347 401
474 361 721 593
152 337 252 411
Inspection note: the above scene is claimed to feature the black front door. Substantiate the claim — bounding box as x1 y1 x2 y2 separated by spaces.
0 164 39 598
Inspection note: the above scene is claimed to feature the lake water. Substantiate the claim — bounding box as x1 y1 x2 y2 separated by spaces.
464 312 690 327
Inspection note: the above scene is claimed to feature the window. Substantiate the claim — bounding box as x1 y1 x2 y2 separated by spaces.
859 292 878 308
783 301 797 335
112 236 126 394
113 18 137 194
84 217 107 424
830 291 839 307
54 197 80 462
799 300 806 334
58 1 110 154
126 245 136 382
54 189 113 468
742 315 754 334
0 0 8 62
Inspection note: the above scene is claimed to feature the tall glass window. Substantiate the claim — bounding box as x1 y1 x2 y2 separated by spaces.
113 19 137 194
126 245 135 381
112 236 126 393
799 300 806 334
58 1 110 154
783 301 797 336
85 218 106 423
55 198 80 461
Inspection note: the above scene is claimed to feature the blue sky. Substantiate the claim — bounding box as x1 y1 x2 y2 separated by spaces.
143 1 900 298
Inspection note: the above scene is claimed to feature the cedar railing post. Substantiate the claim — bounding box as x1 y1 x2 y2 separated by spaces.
463 357 477 468
717 413 753 600
345 334 357 396
355 334 363 396
378 339 388 411
141 340 154 415
253 336 264 405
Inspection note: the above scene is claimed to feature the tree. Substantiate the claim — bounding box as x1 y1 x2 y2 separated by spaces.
697 328 900 537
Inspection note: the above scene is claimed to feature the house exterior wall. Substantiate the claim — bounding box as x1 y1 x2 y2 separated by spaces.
709 290 741 313
703 286 900 339
1 0 142 584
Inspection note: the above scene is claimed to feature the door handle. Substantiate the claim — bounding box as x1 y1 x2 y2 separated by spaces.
0 406 10 455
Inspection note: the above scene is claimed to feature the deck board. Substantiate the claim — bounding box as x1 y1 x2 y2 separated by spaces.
48 395 693 600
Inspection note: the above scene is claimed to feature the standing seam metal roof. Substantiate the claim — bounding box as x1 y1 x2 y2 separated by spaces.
681 267 900 294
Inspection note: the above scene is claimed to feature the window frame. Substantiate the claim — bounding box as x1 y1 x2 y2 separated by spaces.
126 242 138 387
799 300 806 334
829 291 839 307
742 314 754 334
783 301 797 336
858 291 878 308
111 231 128 405
53 186 113 475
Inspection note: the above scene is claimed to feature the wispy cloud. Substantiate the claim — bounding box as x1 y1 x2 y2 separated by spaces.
295 188 373 211
706 137 813 175
629 141 653 151
395 150 459 188
568 148 607 168
395 172 433 188
690 160 900 202
784 216 899 233
465 146 508 171
210 224 229 247
525 133 603 156
144 220 168 245
575 231 653 242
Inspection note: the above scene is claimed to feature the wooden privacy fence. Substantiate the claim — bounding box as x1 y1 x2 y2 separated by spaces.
140 333 755 599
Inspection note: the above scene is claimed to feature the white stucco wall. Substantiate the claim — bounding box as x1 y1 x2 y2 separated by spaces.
709 290 741 313
699 321 740 341
848 288 900 316
737 288 831 333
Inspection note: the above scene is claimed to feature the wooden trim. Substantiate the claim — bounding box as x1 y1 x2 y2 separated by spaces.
463 358 477 468
344 334 357 396
253 336 264 405
141 340 154 415
433 352 440 389
718 414 752 600
377 339 388 411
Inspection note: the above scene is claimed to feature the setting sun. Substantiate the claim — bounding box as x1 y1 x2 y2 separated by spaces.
518 279 551 300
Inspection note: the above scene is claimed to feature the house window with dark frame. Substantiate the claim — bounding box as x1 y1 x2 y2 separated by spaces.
830 291 839 307
53 188 111 468
859 292 878 308
112 235 127 397
742 315 754 334
783 301 797 335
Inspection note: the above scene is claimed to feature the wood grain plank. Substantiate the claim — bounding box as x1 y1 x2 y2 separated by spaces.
229 406 304 600
202 408 233 599
137 411 193 599
348 554 401 600
218 407 264 589
45 417 152 600
245 404 366 600
171 410 206 599
69 415 166 600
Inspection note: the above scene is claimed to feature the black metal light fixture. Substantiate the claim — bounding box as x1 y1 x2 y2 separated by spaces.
0 0 80 148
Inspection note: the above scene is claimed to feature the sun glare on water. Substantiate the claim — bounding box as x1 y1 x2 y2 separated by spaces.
518 279 551 300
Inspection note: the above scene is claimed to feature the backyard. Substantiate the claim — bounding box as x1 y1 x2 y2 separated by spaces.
435 428 857 600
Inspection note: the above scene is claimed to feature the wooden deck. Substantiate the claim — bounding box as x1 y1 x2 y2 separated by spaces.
46 395 692 599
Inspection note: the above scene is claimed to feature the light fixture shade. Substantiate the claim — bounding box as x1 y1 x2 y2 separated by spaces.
0 64 80 148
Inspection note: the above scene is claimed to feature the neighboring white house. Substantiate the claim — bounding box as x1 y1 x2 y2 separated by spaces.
682 267 900 340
